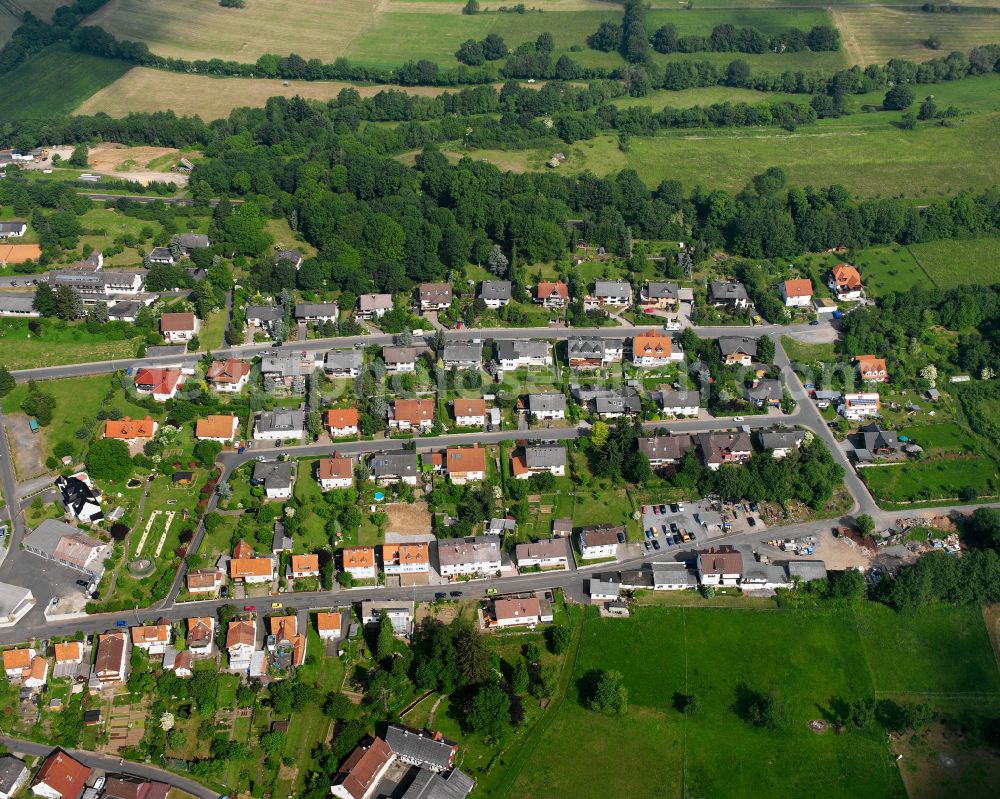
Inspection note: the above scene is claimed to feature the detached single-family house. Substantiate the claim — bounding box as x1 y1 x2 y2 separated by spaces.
206 359 251 393
130 622 172 656
251 460 295 500
632 331 681 368
326 408 360 438
592 388 641 419
696 431 752 470
639 281 678 309
479 280 512 309
437 535 501 579
30 751 90 799
589 280 632 308
515 538 568 571
176 233 210 254
186 568 223 595
497 339 549 371
245 305 283 330
133 368 183 401
324 349 364 378
490 597 552 629
0 221 27 238
381 543 430 576
267 615 307 669
275 248 303 269
758 429 806 459
253 410 305 441
229 554 275 584
840 392 881 421
511 445 566 479
385 725 457 772
355 293 393 320
697 547 743 587
828 264 863 300
226 620 257 672
746 379 782 409
147 247 175 265
651 562 699 591
342 546 377 581
718 336 758 367
94 631 130 686
317 612 342 641
294 303 339 323
654 389 701 417
443 342 482 370
290 555 320 579
535 281 568 308
0 755 28 799
330 738 395 799
446 446 486 484
103 416 157 446
638 434 694 468
578 526 622 560
318 456 354 490
195 414 239 442
781 279 813 307
2 648 34 680
186 617 216 656
383 346 418 374
390 398 435 432
160 312 199 343
107 300 141 323
418 282 452 311
855 355 888 383
567 337 623 370
369 451 419 485
526 392 565 420
453 398 487 428
708 281 750 310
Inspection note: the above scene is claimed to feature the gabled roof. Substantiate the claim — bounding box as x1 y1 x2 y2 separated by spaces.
638 434 694 461
830 263 862 288
334 738 395 799
782 278 812 297
383 346 418 365
54 642 82 663
230 557 274 579
326 408 360 428
195 414 238 439
698 546 743 575
446 446 486 475
317 611 342 633
103 416 156 440
758 430 806 450
357 293 393 311
370 451 418 478
133 368 181 395
187 617 214 643
718 336 758 357
2 648 31 671
527 392 565 413
245 304 283 322
206 359 251 384
385 724 456 770
342 546 376 569
643 281 678 299
419 282 453 303
32 751 90 799
478 280 511 301
319 456 353 480
291 554 319 573
453 398 486 418
226 620 256 648
394 398 435 424
536 281 568 300
160 312 197 332
186 568 221 589
382 542 430 566
442 342 481 363
436 535 501 568
130 623 171 645
496 339 548 360
632 331 673 358
708 280 749 302
524 445 566 469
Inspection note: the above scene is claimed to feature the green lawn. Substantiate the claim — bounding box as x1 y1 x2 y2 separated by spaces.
0 317 142 372
861 455 998 504
0 44 131 120
908 238 1000 290
853 245 934 296
898 422 978 452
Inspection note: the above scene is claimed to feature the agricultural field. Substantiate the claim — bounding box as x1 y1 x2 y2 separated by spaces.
0 44 131 121
510 602 1000 799
908 238 1000 290
0 6 18 48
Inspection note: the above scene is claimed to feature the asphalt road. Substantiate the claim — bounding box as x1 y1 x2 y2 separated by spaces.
0 736 219 799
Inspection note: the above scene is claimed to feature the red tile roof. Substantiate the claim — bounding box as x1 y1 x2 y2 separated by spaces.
160 311 197 332
783 278 813 297
33 751 91 799
103 416 156 440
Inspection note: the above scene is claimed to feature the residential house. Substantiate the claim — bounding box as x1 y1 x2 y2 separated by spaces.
696 431 752 471
251 460 295 500
342 546 377 581
13 652 46 690
102 777 172 799
324 349 364 378
318 456 354 490
383 346 418 374
361 601 415 636
418 282 453 311
746 379 782 409
697 547 743 587
0 221 27 238
758 429 806 458
253 409 305 441
437 535 502 579
578 525 622 560
385 725 456 772
229 541 275 583
275 248 304 269
654 389 701 417
740 557 791 591
442 342 481 370
159 312 199 343
206 359 251 393
130 622 172 656
588 574 621 602
2 648 33 680
639 281 678 309
514 538 569 570
781 278 813 307
453 398 487 428
290 555 320 579
446 446 486 484
381 543 430 576
490 597 553 628
391 399 435 432
573 385 641 419
147 247 175 265
176 233 210 254
588 280 632 309
526 392 565 420
107 300 142 323
245 305 283 331
478 280 511 309
632 331 681 368
30 751 90 799
226 620 257 673
638 434 694 468
133 368 183 401
852 424 902 462
535 281 568 308
650 562 699 591
355 294 394 320
94 631 129 687
103 416 157 445
496 339 549 371
708 281 750 310
369 451 419 485
261 354 308 393
840 393 881 421
267 614 307 669
53 642 84 676
326 408 360 438
855 355 888 383
828 264 863 301
330 737 395 799
567 337 623 370
185 569 223 595
23 519 109 576
317 612 342 640
186 617 215 656
195 414 239 442
511 445 567 479
718 336 758 366
0 755 28 799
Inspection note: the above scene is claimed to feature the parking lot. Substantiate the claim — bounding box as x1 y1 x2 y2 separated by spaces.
640 499 768 555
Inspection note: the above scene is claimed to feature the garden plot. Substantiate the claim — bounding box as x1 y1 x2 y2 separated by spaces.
133 510 175 559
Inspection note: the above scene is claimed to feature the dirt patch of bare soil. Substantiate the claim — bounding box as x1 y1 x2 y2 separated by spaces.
5 412 47 480
384 501 432 535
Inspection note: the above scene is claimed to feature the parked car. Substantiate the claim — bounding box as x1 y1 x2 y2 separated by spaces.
665 535 675 546
271 602 282 609
748 517 757 527
434 592 447 600
644 541 652 552
676 503 685 512
659 504 667 514
809 320 820 326
652 539 660 550
616 531 626 544
652 505 660 515
115 620 127 628
670 503 679 513
645 529 654 540
486 587 498 595
450 590 463 597
75 579 89 588
243 605 256 611
733 416 744 422
670 522 679 534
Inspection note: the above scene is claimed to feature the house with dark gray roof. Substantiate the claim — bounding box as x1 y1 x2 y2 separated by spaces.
746 379 782 408
496 339 549 370
275 248 303 269
719 336 758 365
567 337 623 369
386 725 457 772
0 221 27 238
478 280 511 308
399 767 475 799
639 281 679 308
785 560 827 582
587 388 641 418
758 429 806 458
176 233 210 252
107 300 142 323
0 755 28 799
294 303 339 322
147 246 175 265
708 281 750 309
253 410 305 440
324 349 363 377
442 342 481 370
0 293 39 318
369 451 419 485
245 305 284 327
526 392 565 420
590 280 632 307
251 461 296 500
654 388 701 416
512 444 567 479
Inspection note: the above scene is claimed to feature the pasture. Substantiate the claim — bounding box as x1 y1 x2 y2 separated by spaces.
0 6 18 49
0 44 130 120
853 245 932 296
860 455 997 505
908 238 1000 290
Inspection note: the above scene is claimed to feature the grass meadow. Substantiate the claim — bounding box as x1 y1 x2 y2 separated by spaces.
0 317 140 372
0 44 130 121
908 238 1000 290
0 6 18 49
853 245 933 296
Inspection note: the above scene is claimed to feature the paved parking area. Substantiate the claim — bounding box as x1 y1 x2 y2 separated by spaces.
639 501 705 556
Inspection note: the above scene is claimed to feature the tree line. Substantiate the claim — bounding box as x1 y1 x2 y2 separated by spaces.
0 0 109 76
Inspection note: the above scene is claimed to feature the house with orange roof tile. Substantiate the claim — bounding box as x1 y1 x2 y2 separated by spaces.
226 620 257 672
187 617 216 656
267 614 307 669
290 554 320 579
535 281 569 308
381 543 430 576
390 399 435 433
53 642 83 666
631 331 681 368
854 355 888 383
102 416 157 444
318 455 354 490
133 368 183 401
160 311 199 342
206 358 251 392
195 414 240 442
326 408 360 438
781 278 813 307
21 654 48 689
230 557 275 584
341 546 377 580
2 648 34 679
186 568 224 595
828 264 864 300
446 446 486 484
317 611 342 640
130 621 173 655
452 398 487 428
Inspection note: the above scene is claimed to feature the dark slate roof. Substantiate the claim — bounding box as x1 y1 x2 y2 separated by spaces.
478 280 511 301
386 725 455 770
370 451 418 478
524 445 566 469
709 281 749 302
252 461 294 490
400 768 475 799
0 756 26 794
719 336 758 357
527 392 565 413
246 304 283 323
